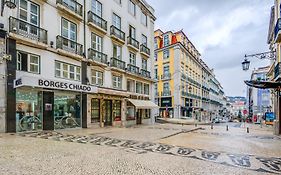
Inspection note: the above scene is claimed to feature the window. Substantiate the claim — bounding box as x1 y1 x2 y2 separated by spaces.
154 68 158 79
62 18 77 41
19 0 39 36
136 81 143 94
164 34 169 46
154 38 158 49
113 100 121 121
91 70 103 86
142 34 147 46
113 75 122 89
113 44 122 59
129 52 136 65
141 11 147 26
142 58 147 70
91 99 100 123
92 33 103 52
129 25 136 39
154 83 158 95
144 84 149 95
154 52 157 61
19 0 39 26
163 65 169 75
128 0 136 16
163 49 169 59
113 13 121 29
163 82 170 92
92 0 102 17
55 61 81 81
17 51 40 74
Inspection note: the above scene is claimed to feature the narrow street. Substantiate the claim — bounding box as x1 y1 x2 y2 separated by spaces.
0 123 280 175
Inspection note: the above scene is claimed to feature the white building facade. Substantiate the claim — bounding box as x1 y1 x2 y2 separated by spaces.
0 0 157 133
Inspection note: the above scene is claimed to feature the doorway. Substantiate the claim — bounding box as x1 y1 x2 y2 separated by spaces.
136 109 142 125
103 100 112 126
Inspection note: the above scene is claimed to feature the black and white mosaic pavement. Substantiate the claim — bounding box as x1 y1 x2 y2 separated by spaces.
18 131 281 174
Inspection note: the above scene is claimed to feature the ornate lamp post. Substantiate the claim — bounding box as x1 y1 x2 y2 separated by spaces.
1 0 16 16
242 51 276 71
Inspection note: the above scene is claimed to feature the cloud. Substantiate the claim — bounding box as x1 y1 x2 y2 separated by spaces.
147 0 273 96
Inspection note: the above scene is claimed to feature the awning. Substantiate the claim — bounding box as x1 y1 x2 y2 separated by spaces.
127 99 159 109
244 80 281 89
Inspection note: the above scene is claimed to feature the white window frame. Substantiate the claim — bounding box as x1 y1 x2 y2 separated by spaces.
19 0 39 26
164 34 169 46
142 34 147 46
92 0 102 17
113 75 122 89
62 18 77 42
112 13 121 29
142 58 147 70
129 52 136 65
141 11 147 26
91 70 103 86
128 0 136 16
113 44 122 59
163 49 169 59
55 61 81 81
92 33 103 52
17 51 40 74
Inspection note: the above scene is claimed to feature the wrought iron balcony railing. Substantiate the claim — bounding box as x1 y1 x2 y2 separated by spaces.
56 0 83 16
56 35 83 56
127 36 139 49
87 11 107 31
9 17 47 44
127 64 139 74
161 73 171 80
140 69 151 78
140 44 150 55
161 91 171 96
110 25 125 42
110 57 125 70
88 48 107 64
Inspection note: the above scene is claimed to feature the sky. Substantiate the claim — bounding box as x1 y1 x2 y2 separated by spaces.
146 0 273 97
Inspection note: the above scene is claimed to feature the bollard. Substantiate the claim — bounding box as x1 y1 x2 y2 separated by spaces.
182 123 184 127
211 124 213 129
226 125 228 131
195 123 198 127
247 127 249 133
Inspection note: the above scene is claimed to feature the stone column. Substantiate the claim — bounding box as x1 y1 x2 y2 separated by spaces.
121 99 127 127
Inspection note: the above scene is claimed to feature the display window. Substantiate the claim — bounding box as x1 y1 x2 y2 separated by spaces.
91 99 100 123
16 89 43 132
113 100 121 121
54 92 81 129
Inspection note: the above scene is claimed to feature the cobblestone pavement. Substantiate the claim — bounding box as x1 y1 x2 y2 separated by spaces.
0 123 280 175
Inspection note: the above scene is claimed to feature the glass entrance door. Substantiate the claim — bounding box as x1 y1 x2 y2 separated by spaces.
103 100 112 126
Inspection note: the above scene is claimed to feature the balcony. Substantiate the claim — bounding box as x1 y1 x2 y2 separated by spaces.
56 35 83 59
140 69 151 78
181 73 187 80
127 36 139 51
110 25 125 44
161 73 171 80
274 62 281 80
87 11 107 34
88 48 107 65
56 0 83 20
9 17 48 48
161 91 171 96
275 18 281 42
110 57 126 70
140 44 150 57
127 64 140 75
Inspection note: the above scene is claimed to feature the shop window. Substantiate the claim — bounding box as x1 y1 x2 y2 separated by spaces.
16 89 43 132
113 100 121 121
17 51 40 74
55 61 81 81
91 99 100 123
91 70 103 86
144 84 149 95
126 105 135 120
113 75 122 89
54 92 81 129
144 109 151 119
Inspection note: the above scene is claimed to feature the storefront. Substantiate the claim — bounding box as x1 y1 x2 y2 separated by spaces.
159 97 173 118
14 76 97 132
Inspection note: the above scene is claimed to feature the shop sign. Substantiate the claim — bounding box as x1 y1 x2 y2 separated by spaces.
161 97 172 107
14 76 98 93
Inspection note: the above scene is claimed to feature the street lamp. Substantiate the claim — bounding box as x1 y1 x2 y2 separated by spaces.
1 0 16 16
242 51 276 71
242 58 250 71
